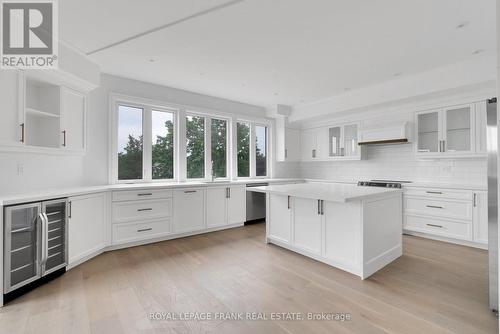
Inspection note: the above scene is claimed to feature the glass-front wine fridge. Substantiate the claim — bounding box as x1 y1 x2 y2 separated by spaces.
4 199 68 295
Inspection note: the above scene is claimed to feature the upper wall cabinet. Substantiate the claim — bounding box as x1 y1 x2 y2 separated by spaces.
416 102 483 159
299 123 360 161
0 71 88 154
276 119 301 162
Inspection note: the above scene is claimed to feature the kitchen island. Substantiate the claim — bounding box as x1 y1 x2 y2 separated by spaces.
248 183 403 279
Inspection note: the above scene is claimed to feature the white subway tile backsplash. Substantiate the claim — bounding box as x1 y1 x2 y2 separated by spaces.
275 143 486 186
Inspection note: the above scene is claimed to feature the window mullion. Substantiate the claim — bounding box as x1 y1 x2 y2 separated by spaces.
205 117 212 180
250 124 256 178
143 106 152 181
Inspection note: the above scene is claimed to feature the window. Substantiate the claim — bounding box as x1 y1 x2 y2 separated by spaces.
211 118 228 178
152 109 175 179
117 105 143 180
237 122 250 177
255 125 267 176
186 115 205 179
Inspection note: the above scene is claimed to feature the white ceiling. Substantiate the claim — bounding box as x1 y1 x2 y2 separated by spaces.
61 0 496 109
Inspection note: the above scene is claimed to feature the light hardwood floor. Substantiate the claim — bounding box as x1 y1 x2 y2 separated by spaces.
0 223 497 334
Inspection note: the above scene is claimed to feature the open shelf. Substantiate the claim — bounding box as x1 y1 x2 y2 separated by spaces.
26 108 60 118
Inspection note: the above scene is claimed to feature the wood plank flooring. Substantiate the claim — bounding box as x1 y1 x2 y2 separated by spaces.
0 223 497 334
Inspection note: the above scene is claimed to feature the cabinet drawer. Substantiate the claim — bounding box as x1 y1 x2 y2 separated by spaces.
112 199 172 223
404 188 472 200
112 189 173 202
112 219 171 244
404 215 471 241
404 197 472 221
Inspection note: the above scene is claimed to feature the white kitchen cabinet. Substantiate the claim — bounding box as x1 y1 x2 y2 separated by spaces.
473 191 488 245
268 194 292 243
327 123 360 160
173 188 205 233
0 71 88 154
475 101 487 154
293 198 322 255
276 120 301 162
227 185 246 225
68 192 107 267
300 127 328 160
323 200 361 270
206 185 245 228
60 87 86 151
0 71 23 146
206 187 227 228
416 104 477 158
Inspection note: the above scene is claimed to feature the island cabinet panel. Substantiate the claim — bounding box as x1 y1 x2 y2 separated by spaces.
323 201 361 271
173 188 205 233
268 194 292 243
293 198 322 255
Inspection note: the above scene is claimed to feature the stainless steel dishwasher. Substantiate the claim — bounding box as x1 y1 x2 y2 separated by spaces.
246 182 269 223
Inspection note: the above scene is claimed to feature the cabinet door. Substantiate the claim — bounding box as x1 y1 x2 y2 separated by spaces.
443 104 475 154
42 200 68 274
328 126 342 157
343 123 359 157
4 203 41 293
473 191 488 245
268 194 291 243
173 188 205 233
60 87 86 150
68 193 106 265
315 127 329 160
293 198 322 255
475 101 487 154
285 127 300 161
416 110 441 154
227 186 246 225
0 71 24 146
323 201 361 268
206 187 227 228
300 129 316 160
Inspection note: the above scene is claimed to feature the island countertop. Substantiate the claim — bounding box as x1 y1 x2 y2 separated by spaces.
247 183 402 203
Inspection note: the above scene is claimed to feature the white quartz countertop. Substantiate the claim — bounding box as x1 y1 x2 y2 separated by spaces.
247 183 402 203
304 179 487 191
0 178 303 206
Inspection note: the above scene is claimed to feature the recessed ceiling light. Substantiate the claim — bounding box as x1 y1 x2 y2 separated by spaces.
394 72 403 77
472 49 484 55
149 58 155 62
241 83 246 87
344 87 351 91
456 21 469 29
273 92 279 96
199 72 205 76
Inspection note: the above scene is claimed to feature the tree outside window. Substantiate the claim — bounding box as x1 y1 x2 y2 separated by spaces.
237 122 250 177
186 115 205 179
211 118 227 178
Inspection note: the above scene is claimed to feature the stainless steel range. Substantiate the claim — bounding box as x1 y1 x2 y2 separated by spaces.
357 180 412 188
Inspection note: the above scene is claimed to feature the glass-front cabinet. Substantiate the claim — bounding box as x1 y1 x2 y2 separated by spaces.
416 104 476 158
327 123 360 160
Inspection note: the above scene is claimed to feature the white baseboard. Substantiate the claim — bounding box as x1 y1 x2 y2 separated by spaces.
403 230 488 250
363 244 402 279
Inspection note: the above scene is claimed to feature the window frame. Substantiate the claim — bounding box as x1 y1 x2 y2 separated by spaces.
110 94 178 184
235 120 271 180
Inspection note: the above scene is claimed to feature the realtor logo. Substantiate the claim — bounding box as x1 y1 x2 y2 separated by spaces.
1 0 58 68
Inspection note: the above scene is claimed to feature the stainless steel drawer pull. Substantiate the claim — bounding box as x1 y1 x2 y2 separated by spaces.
184 190 197 193
137 193 153 196
426 223 443 228
426 205 443 209
137 228 153 232
137 208 153 212
426 191 443 194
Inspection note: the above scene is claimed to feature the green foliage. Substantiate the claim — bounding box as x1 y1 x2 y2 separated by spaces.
152 120 174 179
186 116 205 179
211 119 227 178
237 123 250 177
118 134 143 180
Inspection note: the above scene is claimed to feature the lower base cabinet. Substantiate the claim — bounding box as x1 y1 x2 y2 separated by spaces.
173 188 205 233
207 185 246 228
293 198 321 255
112 218 171 244
268 194 291 243
68 192 107 266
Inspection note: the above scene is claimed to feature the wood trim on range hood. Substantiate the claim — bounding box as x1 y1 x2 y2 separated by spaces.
358 138 409 146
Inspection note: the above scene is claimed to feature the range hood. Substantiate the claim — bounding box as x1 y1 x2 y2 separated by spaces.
358 122 412 146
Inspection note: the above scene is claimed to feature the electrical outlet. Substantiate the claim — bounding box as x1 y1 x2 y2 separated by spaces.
17 163 24 176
